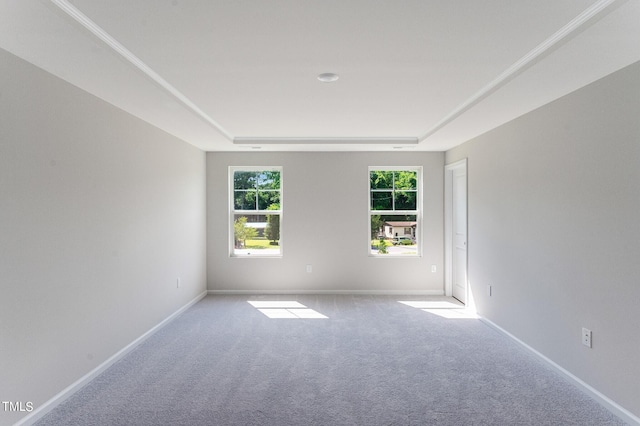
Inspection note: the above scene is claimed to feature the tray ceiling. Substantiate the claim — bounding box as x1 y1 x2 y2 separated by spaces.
1 0 638 151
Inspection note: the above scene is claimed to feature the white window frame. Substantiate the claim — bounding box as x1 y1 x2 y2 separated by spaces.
368 166 422 257
229 166 283 258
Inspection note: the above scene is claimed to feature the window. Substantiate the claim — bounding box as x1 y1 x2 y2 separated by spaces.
230 167 282 256
369 168 421 256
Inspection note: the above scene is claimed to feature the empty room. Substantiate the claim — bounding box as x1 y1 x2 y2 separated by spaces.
1 1 639 425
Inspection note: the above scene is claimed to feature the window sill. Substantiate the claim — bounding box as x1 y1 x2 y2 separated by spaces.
231 253 282 258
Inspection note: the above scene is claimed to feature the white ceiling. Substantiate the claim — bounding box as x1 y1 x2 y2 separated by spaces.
1 0 639 151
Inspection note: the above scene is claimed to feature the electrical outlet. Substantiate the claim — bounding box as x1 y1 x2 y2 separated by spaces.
177 278 181 289
582 327 592 348
487 285 492 296
431 265 436 273
306 265 312 273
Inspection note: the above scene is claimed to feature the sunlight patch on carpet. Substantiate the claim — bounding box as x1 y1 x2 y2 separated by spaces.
248 301 328 319
421 308 478 319
399 300 462 309
399 300 478 319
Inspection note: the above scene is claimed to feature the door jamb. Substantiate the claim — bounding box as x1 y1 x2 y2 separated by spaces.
444 158 467 298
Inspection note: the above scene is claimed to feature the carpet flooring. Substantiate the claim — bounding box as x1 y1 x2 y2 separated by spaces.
36 295 625 425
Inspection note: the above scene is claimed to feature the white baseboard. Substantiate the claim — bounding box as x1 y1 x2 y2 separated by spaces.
208 289 445 296
15 290 208 426
479 317 640 426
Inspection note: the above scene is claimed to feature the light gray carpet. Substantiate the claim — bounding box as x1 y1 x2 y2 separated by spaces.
36 295 625 425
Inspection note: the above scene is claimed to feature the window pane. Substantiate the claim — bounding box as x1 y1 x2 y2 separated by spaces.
233 214 280 255
234 171 257 190
371 191 393 210
370 171 394 189
264 214 280 245
257 171 281 190
234 190 257 210
370 215 384 239
394 190 417 210
370 214 417 256
258 190 280 210
394 171 417 190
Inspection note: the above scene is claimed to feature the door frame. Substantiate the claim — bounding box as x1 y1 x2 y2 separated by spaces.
444 158 468 301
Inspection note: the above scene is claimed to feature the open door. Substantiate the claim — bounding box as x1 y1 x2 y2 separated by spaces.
445 159 467 304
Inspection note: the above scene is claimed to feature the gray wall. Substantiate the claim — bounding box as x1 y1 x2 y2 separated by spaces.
446 61 640 418
207 152 444 293
0 49 207 426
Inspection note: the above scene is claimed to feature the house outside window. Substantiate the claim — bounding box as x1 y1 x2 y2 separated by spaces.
369 167 421 256
230 167 282 257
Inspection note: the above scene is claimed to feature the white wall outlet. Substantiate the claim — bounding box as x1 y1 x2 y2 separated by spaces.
582 327 592 348
488 285 492 296
177 278 181 288
431 265 436 273
306 265 312 273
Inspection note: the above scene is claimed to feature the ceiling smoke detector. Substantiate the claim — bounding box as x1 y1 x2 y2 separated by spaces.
317 73 339 83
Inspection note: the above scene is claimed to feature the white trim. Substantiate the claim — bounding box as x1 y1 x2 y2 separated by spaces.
368 167 423 258
418 0 619 142
229 165 283 172
208 289 444 296
444 159 467 299
14 291 208 426
234 137 418 145
50 0 233 141
479 317 640 426
368 165 424 172
229 167 283 258
444 159 468 169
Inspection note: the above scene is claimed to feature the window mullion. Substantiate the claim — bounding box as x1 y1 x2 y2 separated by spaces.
234 210 281 214
391 171 396 211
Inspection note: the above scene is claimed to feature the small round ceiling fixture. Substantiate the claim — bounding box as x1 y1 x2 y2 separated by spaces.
317 72 339 83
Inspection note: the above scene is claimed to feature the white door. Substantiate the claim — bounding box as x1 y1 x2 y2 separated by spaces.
452 166 467 304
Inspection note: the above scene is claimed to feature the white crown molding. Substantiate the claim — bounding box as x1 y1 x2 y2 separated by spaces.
233 137 419 145
50 0 234 142
418 0 620 142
